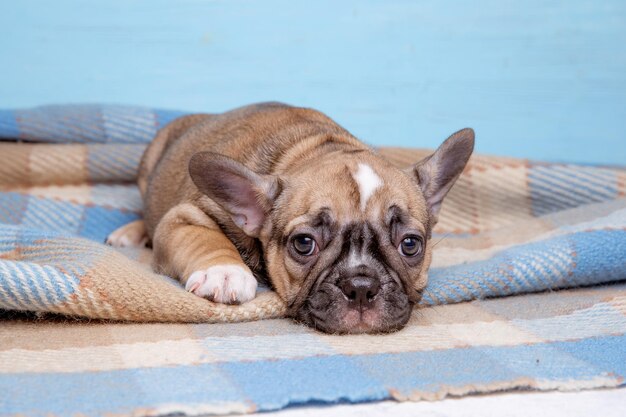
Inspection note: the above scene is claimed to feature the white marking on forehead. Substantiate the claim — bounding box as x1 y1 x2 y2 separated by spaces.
353 163 383 211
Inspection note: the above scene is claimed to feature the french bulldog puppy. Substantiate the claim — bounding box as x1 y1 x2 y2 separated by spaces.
107 102 474 333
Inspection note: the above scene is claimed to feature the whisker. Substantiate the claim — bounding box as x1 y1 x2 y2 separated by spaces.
431 233 452 249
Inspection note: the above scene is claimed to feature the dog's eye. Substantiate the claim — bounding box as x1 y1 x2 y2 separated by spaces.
398 236 423 257
293 234 317 256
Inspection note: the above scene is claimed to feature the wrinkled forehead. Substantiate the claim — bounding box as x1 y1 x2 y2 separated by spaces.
281 158 429 235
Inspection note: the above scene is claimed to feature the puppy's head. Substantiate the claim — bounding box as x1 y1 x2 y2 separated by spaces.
189 129 474 333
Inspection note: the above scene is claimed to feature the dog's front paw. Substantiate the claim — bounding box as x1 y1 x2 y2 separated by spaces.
106 220 148 248
185 264 257 304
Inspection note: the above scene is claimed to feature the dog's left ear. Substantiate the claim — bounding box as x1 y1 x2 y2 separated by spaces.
405 128 474 223
189 152 281 237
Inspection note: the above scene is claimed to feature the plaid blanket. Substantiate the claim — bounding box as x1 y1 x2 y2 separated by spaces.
2 285 625 416
0 105 625 416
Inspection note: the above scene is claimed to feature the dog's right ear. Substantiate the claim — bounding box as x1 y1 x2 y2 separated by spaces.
189 152 281 237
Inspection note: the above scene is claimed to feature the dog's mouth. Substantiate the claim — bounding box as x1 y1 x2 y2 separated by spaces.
295 278 413 334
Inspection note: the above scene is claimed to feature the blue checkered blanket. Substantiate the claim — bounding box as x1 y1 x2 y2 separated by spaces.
0 105 625 416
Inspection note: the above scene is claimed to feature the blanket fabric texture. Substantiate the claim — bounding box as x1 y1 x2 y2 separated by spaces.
0 105 625 416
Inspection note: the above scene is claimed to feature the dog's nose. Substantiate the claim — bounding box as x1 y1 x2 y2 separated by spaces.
341 276 380 307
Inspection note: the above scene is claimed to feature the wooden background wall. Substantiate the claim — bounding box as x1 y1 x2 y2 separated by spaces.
1 0 625 164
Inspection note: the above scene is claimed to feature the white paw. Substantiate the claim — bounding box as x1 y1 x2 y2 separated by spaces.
185 264 257 304
106 220 148 248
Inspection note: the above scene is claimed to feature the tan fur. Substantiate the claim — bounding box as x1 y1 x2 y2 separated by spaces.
105 220 148 247
261 151 431 302
137 104 392 291
108 102 472 329
151 203 248 283
137 114 213 197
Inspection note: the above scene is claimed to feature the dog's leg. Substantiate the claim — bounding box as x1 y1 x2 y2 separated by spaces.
106 220 149 247
152 203 257 304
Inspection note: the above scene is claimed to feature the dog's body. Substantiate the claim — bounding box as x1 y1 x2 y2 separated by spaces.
108 102 474 333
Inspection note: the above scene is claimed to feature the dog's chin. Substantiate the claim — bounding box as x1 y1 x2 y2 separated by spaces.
296 288 413 334
311 308 411 335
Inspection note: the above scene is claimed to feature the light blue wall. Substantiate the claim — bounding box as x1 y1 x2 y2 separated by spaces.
1 0 625 164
